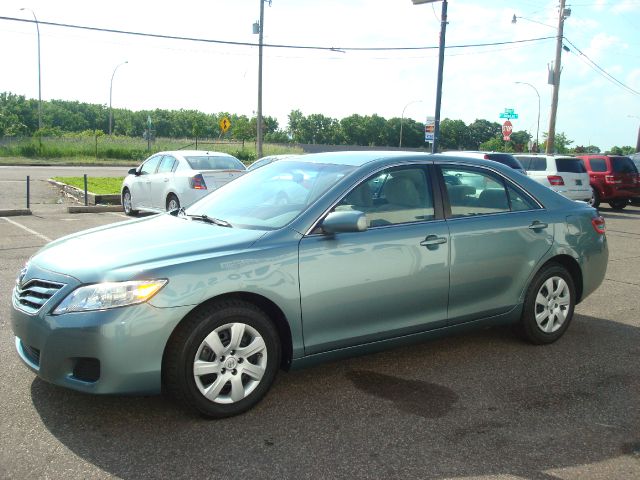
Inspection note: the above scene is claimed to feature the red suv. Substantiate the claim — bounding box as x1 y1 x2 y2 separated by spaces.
576 154 640 209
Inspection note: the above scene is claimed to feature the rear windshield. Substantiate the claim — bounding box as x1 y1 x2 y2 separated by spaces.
611 156 638 174
185 155 245 171
556 157 587 173
485 153 524 170
588 158 607 172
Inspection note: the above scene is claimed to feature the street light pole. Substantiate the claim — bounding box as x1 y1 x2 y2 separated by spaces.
21 8 41 131
412 0 448 153
109 61 128 136
399 100 423 148
515 81 540 152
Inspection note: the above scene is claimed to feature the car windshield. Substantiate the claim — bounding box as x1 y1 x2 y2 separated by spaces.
185 155 245 171
556 157 587 173
185 160 355 230
611 156 638 174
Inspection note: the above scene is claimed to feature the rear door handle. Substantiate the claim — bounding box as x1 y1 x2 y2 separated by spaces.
528 221 548 230
420 235 447 247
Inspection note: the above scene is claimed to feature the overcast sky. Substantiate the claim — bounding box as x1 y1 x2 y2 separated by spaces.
1 0 639 150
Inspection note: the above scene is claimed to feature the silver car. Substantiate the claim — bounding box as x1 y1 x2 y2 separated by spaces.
121 150 246 215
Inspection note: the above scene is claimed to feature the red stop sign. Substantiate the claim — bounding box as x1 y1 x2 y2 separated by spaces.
502 120 513 141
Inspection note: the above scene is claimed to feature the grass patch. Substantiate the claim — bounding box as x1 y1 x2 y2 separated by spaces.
53 177 124 195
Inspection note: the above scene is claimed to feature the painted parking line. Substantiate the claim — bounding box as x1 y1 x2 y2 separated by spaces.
106 212 127 218
1 217 52 242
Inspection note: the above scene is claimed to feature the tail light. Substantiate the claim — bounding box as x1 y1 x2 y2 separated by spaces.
591 216 606 234
605 175 623 184
547 175 564 186
189 174 207 190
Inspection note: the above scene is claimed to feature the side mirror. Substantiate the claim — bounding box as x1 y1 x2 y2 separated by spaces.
321 210 368 234
128 168 138 175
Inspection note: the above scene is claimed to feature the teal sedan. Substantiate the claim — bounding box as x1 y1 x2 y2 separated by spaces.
11 152 608 418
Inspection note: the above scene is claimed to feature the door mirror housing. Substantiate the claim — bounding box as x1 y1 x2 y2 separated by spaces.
128 168 139 176
321 210 368 234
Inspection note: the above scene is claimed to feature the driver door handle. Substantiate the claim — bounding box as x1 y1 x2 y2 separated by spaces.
528 221 548 230
420 235 447 247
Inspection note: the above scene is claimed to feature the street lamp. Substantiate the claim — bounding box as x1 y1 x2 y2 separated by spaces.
399 100 423 148
109 61 128 136
411 0 448 153
514 81 540 152
20 8 41 131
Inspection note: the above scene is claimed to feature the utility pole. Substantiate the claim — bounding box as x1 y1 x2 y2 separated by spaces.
411 0 448 153
21 8 41 131
256 0 268 159
546 0 569 154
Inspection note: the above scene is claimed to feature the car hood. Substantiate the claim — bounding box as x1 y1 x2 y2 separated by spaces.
32 214 267 283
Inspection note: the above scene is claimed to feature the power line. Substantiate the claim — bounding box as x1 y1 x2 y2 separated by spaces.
564 37 640 96
0 15 555 53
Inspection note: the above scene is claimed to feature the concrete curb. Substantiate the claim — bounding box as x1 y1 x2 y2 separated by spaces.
48 179 121 206
0 209 32 217
67 206 123 214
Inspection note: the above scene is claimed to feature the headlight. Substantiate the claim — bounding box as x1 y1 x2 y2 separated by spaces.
53 280 168 314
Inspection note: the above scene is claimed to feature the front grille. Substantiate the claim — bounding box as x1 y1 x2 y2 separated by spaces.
14 279 65 314
21 341 41 366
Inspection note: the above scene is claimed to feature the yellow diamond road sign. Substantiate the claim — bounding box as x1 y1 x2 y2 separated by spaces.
219 117 231 133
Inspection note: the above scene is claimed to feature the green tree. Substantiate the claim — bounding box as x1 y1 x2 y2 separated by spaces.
468 119 501 149
543 132 573 154
439 119 470 151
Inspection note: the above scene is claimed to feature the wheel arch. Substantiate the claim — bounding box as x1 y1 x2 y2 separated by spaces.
162 292 294 372
541 254 583 303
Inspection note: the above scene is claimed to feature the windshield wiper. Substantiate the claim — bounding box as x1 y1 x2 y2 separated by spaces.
186 214 233 228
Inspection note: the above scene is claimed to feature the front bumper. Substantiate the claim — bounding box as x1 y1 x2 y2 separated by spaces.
12 288 192 395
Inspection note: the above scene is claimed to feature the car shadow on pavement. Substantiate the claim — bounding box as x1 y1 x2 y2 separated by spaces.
30 315 640 480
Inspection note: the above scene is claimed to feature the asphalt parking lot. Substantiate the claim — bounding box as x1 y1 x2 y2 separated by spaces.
0 166 639 479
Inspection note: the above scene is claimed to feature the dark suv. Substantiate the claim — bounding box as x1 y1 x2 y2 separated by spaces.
576 154 640 209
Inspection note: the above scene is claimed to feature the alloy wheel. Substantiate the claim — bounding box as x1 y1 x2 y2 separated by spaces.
192 322 267 404
534 276 571 333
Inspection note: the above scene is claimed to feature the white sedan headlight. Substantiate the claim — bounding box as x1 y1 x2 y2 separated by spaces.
53 280 168 314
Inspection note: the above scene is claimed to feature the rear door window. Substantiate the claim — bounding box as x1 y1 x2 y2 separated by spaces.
441 167 538 217
556 158 586 173
157 155 176 173
526 157 547 171
589 158 607 172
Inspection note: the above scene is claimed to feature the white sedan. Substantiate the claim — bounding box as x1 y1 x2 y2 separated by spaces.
121 150 246 215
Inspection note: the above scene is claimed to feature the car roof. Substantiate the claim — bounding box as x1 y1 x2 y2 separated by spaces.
279 151 521 173
155 150 237 157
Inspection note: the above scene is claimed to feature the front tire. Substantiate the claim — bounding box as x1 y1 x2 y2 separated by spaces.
518 263 576 345
588 187 600 208
122 188 138 216
163 300 281 418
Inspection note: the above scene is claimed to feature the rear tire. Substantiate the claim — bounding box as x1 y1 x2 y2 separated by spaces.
518 263 576 345
163 300 280 418
122 188 138 216
609 199 628 210
166 194 180 212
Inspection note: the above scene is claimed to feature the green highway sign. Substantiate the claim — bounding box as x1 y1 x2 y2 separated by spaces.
499 113 519 119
